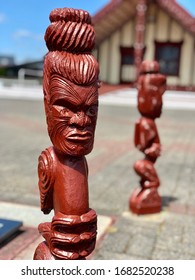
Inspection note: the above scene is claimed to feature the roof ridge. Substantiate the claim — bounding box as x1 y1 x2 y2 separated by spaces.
92 0 124 23
157 0 195 33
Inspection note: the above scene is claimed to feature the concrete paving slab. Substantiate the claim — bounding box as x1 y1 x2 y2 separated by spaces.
122 210 168 224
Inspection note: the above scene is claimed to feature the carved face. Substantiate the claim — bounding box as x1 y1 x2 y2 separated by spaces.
46 74 98 156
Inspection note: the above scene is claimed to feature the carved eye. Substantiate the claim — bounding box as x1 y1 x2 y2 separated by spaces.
53 100 75 116
52 105 70 117
60 107 70 115
87 105 98 117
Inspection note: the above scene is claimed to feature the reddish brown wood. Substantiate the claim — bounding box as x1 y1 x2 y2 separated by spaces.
129 61 166 215
34 8 100 260
134 0 147 79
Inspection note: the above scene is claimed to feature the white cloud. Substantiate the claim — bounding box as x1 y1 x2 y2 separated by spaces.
13 29 42 40
0 13 6 23
13 29 32 39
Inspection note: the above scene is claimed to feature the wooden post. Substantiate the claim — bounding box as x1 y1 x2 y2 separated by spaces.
34 8 100 260
129 61 166 215
134 0 147 79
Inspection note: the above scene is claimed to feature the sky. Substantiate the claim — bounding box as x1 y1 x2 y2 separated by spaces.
0 0 194 64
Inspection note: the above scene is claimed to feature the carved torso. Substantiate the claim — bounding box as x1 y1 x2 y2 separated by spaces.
38 147 89 216
135 117 160 163
53 153 89 215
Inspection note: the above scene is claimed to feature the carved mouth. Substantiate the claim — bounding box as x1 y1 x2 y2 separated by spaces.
67 131 93 143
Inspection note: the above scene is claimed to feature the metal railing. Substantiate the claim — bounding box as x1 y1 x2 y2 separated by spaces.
0 77 42 88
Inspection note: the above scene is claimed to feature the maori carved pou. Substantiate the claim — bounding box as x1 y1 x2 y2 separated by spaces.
34 8 100 260
129 61 166 215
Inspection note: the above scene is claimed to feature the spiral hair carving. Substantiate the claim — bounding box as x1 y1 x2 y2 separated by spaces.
43 7 99 107
45 8 95 53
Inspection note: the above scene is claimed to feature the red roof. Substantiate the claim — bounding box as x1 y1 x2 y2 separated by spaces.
157 0 195 33
93 0 195 45
93 0 124 24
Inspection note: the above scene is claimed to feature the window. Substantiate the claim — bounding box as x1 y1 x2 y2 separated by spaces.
120 46 146 83
120 46 146 65
120 47 134 65
155 41 183 76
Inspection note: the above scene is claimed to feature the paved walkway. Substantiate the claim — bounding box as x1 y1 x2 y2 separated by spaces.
0 85 195 259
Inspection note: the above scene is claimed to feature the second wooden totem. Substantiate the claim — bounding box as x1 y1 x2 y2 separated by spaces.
34 8 100 260
129 61 166 215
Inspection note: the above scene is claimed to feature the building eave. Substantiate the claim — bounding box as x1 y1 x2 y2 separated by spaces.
93 0 138 46
93 0 195 47
157 0 195 35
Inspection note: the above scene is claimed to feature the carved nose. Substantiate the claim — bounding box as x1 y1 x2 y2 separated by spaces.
70 111 91 127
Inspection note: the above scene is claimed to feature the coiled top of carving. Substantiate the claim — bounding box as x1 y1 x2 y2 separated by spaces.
49 8 92 24
45 8 95 53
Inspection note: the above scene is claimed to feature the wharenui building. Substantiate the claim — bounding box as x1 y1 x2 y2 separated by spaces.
93 0 195 90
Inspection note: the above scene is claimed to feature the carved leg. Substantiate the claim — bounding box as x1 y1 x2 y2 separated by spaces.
129 159 161 214
34 241 55 260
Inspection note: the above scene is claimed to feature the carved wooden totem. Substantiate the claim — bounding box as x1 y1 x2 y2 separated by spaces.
33 8 100 260
129 61 166 215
